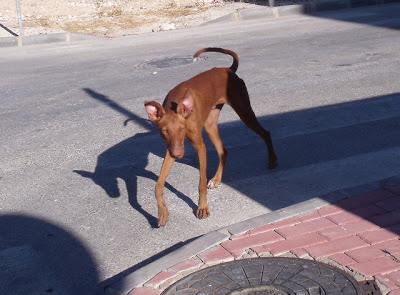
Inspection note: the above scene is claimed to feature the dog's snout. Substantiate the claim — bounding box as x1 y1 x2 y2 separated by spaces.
170 148 184 159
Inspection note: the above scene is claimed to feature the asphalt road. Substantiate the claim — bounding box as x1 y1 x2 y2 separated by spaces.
1 4 400 295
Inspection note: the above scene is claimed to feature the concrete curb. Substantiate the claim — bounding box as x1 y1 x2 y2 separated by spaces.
105 231 229 295
104 175 400 295
0 32 99 48
203 5 304 26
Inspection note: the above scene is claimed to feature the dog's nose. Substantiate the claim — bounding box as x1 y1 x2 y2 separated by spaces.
170 148 184 159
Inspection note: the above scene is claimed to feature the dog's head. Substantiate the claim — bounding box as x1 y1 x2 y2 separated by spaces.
145 96 193 159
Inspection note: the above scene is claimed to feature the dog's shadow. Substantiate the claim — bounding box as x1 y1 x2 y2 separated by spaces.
74 89 197 228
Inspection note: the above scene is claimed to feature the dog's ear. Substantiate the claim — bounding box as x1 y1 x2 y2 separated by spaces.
145 101 165 122
179 95 193 118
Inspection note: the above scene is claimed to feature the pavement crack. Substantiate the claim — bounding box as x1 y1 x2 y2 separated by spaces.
383 249 400 263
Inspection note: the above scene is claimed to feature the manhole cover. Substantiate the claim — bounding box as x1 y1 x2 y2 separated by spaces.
139 56 194 69
230 285 291 295
162 257 374 295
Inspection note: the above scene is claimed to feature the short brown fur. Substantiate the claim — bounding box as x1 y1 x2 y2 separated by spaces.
145 48 277 227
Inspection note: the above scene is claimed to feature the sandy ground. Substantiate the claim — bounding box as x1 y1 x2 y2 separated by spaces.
0 1 254 38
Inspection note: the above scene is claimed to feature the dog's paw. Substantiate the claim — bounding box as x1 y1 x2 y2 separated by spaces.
207 178 221 189
157 206 169 227
196 206 210 219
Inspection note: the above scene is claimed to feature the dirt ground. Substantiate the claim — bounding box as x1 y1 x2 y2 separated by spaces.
0 0 256 38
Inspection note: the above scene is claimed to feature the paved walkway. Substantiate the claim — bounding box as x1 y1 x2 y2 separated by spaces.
122 176 400 295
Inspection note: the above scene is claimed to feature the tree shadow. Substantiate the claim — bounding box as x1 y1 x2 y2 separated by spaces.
74 89 197 228
100 235 199 291
234 0 400 30
217 93 400 209
0 214 99 295
304 2 400 30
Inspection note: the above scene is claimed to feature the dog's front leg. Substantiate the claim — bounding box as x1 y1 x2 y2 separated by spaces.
194 139 210 219
155 150 175 227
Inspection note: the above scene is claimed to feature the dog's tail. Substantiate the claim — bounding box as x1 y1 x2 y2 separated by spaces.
193 47 239 73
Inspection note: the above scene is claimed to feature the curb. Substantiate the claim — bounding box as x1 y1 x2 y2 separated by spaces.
104 231 229 295
104 175 400 295
0 32 99 48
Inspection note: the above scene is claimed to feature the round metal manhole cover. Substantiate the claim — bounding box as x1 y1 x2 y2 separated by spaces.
138 56 194 69
161 257 363 295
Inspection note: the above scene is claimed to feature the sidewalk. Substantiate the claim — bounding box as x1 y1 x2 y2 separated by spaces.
109 176 400 295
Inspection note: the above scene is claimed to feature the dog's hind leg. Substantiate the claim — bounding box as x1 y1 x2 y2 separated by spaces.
228 78 278 169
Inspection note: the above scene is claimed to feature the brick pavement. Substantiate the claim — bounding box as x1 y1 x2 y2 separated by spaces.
128 177 400 295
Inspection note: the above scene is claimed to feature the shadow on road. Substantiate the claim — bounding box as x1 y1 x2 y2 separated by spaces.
75 87 400 213
0 214 99 295
74 89 197 228
99 236 199 291
304 2 400 30
235 0 400 30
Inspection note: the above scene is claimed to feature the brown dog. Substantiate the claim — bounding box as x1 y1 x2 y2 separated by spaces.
145 48 277 227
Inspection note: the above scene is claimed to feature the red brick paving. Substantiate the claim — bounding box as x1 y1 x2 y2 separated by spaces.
326 210 368 225
328 253 357 266
139 181 400 295
342 219 380 232
197 245 234 264
385 270 400 287
318 225 355 240
167 258 203 274
349 256 400 276
298 210 323 222
358 228 398 245
317 204 344 216
374 239 400 254
375 274 400 290
129 287 161 295
275 217 337 238
253 232 327 256
234 216 302 238
346 246 386 262
290 247 309 258
144 271 177 289
316 219 380 240
221 230 284 257
305 235 368 258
